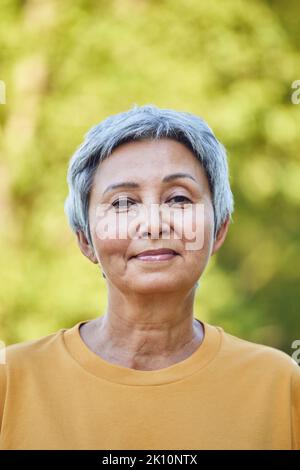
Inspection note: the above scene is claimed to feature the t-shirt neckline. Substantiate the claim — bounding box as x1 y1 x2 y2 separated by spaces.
63 318 222 386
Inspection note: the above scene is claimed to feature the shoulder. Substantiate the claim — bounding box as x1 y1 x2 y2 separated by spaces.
217 325 299 376
217 327 300 449
0 327 67 432
1 327 66 374
0 327 67 400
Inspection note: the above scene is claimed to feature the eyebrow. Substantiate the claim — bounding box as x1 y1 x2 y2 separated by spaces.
102 172 198 196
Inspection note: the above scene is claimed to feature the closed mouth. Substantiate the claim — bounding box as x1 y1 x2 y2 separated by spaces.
130 249 179 262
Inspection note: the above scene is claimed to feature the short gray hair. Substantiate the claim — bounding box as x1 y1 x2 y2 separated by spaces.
64 104 234 246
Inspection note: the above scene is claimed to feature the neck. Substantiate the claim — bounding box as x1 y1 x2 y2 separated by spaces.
80 286 204 371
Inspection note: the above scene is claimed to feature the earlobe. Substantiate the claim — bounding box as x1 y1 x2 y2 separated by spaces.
76 230 98 264
211 216 230 256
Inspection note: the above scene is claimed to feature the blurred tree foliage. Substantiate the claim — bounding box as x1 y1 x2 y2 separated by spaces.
0 0 299 355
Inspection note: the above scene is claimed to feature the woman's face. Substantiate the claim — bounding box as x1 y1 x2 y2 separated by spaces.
81 138 228 294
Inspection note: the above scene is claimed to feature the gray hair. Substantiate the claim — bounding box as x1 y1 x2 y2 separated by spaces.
64 104 234 246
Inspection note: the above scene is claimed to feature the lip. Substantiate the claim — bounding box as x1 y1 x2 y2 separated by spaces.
131 248 179 262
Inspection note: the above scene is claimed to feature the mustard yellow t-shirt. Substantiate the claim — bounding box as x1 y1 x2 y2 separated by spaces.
0 320 299 450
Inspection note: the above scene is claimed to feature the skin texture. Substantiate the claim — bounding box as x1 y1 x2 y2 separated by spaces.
76 138 230 371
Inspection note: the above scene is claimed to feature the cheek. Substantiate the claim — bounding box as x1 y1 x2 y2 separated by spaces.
172 203 213 252
93 209 139 242
92 223 129 269
92 209 141 270
95 238 128 258
182 211 213 276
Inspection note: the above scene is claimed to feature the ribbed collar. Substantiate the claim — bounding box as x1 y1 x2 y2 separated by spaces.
63 318 222 386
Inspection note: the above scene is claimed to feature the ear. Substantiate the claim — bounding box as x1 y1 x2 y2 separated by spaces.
211 216 231 256
76 230 98 264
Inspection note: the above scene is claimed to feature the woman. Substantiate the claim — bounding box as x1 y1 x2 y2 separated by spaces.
0 104 299 450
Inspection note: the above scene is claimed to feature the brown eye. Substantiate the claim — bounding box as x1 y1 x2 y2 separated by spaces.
111 197 136 211
167 195 192 206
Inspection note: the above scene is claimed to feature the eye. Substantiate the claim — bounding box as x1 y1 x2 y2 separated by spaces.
111 197 137 211
167 195 192 207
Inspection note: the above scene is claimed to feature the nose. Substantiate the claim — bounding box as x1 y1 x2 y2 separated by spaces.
135 203 171 240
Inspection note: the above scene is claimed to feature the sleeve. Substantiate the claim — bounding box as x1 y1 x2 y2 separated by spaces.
291 364 300 450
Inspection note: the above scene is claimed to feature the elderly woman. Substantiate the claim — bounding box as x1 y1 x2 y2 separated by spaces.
0 105 299 450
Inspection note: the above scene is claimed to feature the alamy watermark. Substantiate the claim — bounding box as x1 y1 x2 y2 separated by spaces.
291 80 300 104
94 202 205 251
291 339 300 365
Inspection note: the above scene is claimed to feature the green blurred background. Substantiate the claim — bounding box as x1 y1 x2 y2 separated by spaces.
0 0 299 355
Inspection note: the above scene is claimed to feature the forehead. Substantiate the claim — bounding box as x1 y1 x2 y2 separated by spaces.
92 138 208 190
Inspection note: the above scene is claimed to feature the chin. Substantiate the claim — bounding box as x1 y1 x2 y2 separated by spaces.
125 275 190 294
